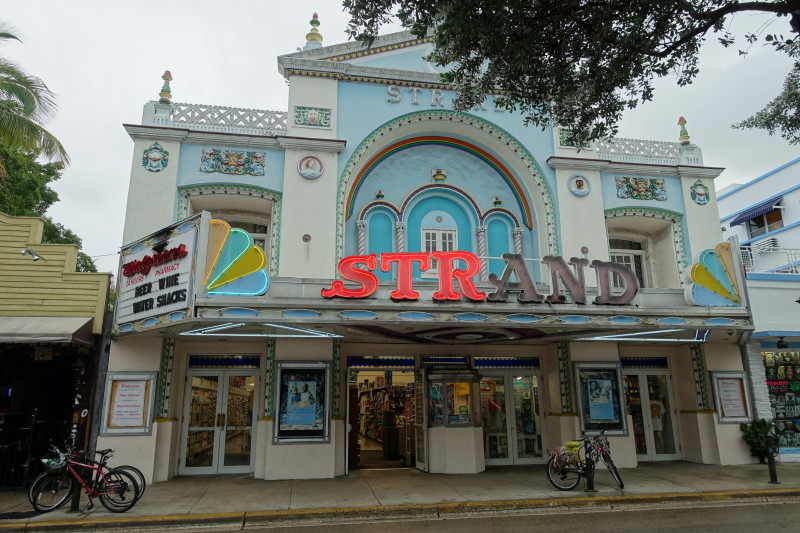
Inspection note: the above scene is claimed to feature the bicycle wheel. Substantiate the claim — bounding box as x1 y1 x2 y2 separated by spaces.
601 452 624 489
98 469 139 512
113 465 146 500
546 455 581 491
31 473 74 513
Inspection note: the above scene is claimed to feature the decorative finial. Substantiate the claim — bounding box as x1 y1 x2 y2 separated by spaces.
678 116 690 145
159 70 173 104
304 13 323 50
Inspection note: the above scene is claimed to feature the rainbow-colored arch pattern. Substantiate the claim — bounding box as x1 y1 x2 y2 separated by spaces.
345 136 533 229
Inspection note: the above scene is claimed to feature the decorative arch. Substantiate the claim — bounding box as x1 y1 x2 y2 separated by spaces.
336 110 557 262
177 183 282 276
604 207 689 286
346 136 532 228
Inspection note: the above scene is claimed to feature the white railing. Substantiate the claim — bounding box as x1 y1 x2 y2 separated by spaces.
596 138 682 166
168 102 288 136
741 246 800 275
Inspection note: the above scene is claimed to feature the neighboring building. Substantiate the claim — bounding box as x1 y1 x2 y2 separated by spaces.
0 212 110 488
718 157 800 461
100 17 761 483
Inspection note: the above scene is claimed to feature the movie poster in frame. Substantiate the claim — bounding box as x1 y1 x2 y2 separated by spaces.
575 362 627 435
274 362 329 442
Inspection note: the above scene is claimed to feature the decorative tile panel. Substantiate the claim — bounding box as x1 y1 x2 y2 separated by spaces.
142 142 169 172
155 339 175 419
263 340 276 418
294 106 332 128
557 342 573 412
690 344 710 410
615 176 667 201
332 340 342 418
690 180 710 205
200 149 265 175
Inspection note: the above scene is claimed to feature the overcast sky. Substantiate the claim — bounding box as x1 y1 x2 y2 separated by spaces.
4 2 798 274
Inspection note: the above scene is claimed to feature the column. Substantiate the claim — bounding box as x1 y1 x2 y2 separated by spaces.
512 228 524 255
395 222 407 253
476 226 488 281
356 220 367 255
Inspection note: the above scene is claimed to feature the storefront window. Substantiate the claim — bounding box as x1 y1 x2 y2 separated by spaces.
763 350 800 458
427 370 480 427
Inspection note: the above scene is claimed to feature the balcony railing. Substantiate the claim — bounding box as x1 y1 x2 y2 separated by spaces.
741 246 800 275
147 101 288 136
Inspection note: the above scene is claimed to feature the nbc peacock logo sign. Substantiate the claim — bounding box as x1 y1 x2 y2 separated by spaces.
204 219 270 296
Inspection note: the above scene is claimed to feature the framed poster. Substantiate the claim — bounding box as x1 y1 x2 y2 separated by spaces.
100 372 157 436
274 362 329 443
575 362 627 435
711 371 752 423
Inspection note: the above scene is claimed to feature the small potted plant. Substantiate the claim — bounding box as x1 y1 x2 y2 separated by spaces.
739 418 779 463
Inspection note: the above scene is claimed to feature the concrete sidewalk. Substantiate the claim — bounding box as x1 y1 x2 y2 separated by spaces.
2 461 799 531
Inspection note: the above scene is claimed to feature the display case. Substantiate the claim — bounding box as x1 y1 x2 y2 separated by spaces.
427 369 481 427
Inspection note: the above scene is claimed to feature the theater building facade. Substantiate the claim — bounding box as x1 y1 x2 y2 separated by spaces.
99 22 766 481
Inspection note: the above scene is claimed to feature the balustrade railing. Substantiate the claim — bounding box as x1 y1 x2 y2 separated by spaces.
596 138 682 165
166 102 288 136
741 246 800 275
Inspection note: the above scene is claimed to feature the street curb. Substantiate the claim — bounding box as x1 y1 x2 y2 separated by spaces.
4 488 800 531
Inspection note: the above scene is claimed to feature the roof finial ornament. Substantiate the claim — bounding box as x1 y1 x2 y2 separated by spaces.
159 70 173 104
304 13 323 50
678 116 690 146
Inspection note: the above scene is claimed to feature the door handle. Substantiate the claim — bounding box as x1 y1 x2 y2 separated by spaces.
219 413 226 428
215 413 223 427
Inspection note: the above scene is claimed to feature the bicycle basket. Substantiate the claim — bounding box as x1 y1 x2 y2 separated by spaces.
41 452 66 474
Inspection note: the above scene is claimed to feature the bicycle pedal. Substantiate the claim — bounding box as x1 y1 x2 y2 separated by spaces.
83 501 94 511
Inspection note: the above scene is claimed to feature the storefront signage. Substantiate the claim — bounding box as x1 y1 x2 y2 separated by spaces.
321 251 639 305
711 371 752 423
100 372 157 436
115 220 198 327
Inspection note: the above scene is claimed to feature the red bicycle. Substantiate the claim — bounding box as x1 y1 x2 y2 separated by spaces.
29 443 139 513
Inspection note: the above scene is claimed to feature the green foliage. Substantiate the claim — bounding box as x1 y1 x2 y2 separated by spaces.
739 419 779 462
0 21 69 173
0 145 96 272
343 0 800 145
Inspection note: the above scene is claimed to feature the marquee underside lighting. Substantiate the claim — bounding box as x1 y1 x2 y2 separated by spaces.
180 322 342 338
575 329 710 343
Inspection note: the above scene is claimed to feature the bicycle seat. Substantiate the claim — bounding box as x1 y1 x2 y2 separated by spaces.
95 448 113 455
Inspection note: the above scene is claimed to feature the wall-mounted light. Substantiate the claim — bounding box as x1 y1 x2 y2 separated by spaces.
493 197 502 206
375 190 384 199
777 337 789 350
20 249 46 261
431 169 447 182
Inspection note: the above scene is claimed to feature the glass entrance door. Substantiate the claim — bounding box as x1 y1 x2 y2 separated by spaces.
480 373 543 465
624 372 680 461
180 371 258 475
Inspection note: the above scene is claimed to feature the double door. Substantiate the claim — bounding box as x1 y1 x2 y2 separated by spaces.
480 372 543 465
179 370 258 475
624 372 680 461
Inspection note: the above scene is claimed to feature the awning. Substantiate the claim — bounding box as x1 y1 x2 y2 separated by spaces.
0 317 94 345
729 197 782 227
